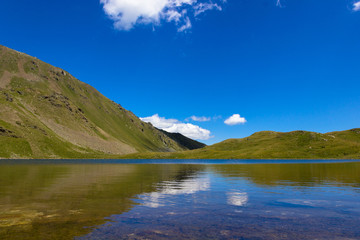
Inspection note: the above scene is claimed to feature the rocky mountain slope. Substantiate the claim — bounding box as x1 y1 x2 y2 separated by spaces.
158 129 206 150
0 45 204 159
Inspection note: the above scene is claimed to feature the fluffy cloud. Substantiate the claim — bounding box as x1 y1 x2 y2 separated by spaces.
100 0 224 31
186 115 211 122
224 114 247 126
141 114 178 129
141 114 211 140
354 1 360 11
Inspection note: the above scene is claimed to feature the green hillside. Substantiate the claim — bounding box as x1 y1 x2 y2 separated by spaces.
0 45 204 159
121 129 360 159
1 44 358 160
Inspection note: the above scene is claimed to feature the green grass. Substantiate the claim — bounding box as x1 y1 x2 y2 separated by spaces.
121 130 360 159
0 48 19 73
1 44 358 160
0 137 33 158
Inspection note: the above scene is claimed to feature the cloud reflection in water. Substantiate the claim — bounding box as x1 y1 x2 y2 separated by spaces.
227 191 249 206
139 176 210 208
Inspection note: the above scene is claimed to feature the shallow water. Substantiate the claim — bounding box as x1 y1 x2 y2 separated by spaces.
0 160 360 239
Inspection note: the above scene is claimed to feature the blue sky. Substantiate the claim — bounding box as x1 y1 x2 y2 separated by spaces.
1 0 360 144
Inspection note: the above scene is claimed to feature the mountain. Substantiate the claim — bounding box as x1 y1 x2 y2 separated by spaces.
121 129 360 159
1 45 358 160
158 129 206 150
0 45 205 159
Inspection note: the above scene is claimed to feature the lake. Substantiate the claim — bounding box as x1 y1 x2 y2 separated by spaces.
0 160 360 239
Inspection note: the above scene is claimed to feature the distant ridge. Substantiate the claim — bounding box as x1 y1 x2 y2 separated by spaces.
158 129 206 150
0 45 205 159
121 129 360 159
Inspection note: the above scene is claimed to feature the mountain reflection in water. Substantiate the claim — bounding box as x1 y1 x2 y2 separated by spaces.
0 161 359 239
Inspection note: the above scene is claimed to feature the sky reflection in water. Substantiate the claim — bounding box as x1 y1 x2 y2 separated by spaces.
78 162 360 240
0 161 360 239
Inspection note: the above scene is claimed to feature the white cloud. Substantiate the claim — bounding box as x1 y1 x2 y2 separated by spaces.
194 2 222 16
224 114 247 126
354 1 360 11
177 16 192 32
100 0 224 31
186 115 211 122
141 114 179 129
141 114 211 140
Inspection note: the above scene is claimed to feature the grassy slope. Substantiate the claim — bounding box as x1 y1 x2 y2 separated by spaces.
1 45 358 160
0 45 202 159
121 129 360 159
